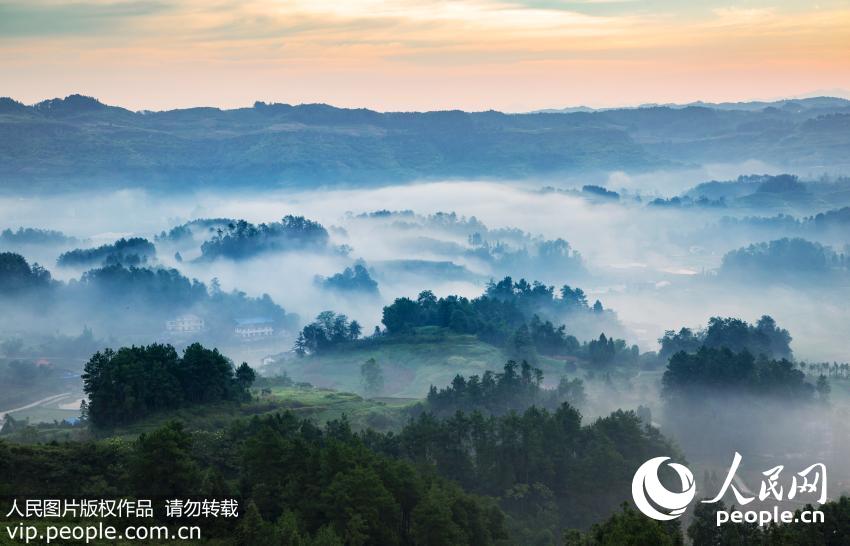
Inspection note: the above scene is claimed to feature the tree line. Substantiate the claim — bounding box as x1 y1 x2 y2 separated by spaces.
0 413 508 546
82 343 256 427
199 216 334 260
57 237 156 267
662 346 816 401
294 277 640 371
293 311 363 356
364 404 676 542
659 315 792 362
423 360 585 417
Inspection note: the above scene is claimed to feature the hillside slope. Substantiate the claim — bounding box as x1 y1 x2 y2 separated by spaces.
3 95 849 192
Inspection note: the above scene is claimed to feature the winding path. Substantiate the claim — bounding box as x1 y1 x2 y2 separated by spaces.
0 392 72 425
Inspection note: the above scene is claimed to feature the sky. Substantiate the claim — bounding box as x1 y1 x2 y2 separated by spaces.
1 0 849 112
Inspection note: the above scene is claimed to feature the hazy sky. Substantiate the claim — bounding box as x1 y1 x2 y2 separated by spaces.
2 0 849 111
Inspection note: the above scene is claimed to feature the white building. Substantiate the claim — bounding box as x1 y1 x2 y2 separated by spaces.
235 317 274 340
166 314 205 333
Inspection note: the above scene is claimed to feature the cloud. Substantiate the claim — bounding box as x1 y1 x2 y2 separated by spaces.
0 0 169 37
1 0 849 110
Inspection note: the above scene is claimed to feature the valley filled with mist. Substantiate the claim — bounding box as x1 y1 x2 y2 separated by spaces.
2 97 850 545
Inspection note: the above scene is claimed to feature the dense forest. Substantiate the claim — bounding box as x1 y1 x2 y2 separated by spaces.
720 237 848 280
198 216 335 261
378 277 622 359
82 343 256 427
662 347 814 400
658 315 792 362
7 338 834 544
422 360 586 417
0 415 507 546
316 264 380 295
290 277 637 375
2 307 843 545
2 339 678 543
57 237 156 268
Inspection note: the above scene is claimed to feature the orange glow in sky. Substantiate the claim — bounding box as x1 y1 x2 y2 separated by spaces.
1 0 849 111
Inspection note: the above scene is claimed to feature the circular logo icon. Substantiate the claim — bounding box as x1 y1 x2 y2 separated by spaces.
632 457 696 520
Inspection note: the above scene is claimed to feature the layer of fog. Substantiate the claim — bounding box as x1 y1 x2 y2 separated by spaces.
1 173 847 363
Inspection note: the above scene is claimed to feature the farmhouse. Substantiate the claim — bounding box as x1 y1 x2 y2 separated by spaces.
234 317 274 340
166 314 205 333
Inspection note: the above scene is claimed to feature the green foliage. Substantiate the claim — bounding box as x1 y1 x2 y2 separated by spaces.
816 374 831 401
686 497 850 545
0 252 52 294
424 360 584 417
276 328 515 396
564 503 683 546
316 264 379 295
660 315 792 362
662 347 813 400
360 358 384 398
130 421 201 498
721 237 848 281
57 237 156 267
686 501 760 546
1 409 509 544
294 312 362 356
83 343 255 427
236 362 257 391
371 404 678 530
379 278 628 365
199 216 331 260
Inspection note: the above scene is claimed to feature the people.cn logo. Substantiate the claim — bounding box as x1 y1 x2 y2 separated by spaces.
631 457 696 520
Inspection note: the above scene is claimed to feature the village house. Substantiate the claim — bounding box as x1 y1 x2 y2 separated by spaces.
166 314 205 333
234 317 274 340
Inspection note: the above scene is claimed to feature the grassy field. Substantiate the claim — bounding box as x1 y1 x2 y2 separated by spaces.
269 329 569 398
103 386 416 440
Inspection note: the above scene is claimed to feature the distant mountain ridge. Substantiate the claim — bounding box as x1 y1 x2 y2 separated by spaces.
1 94 849 193
537 96 850 113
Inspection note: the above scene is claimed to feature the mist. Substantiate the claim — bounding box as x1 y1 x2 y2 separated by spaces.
2 175 848 361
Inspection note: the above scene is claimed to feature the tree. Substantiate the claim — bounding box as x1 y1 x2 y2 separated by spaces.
294 332 307 356
348 320 362 340
179 343 238 403
0 252 52 294
130 421 201 499
508 324 537 364
816 375 831 401
662 347 813 401
275 511 304 546
318 264 379 295
687 501 760 546
83 343 251 427
236 362 257 392
564 503 682 546
588 333 616 366
411 485 467 546
381 297 420 334
292 311 364 354
360 358 384 397
237 500 276 546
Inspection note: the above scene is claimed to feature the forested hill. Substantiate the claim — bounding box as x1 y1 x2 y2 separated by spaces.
2 95 849 192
